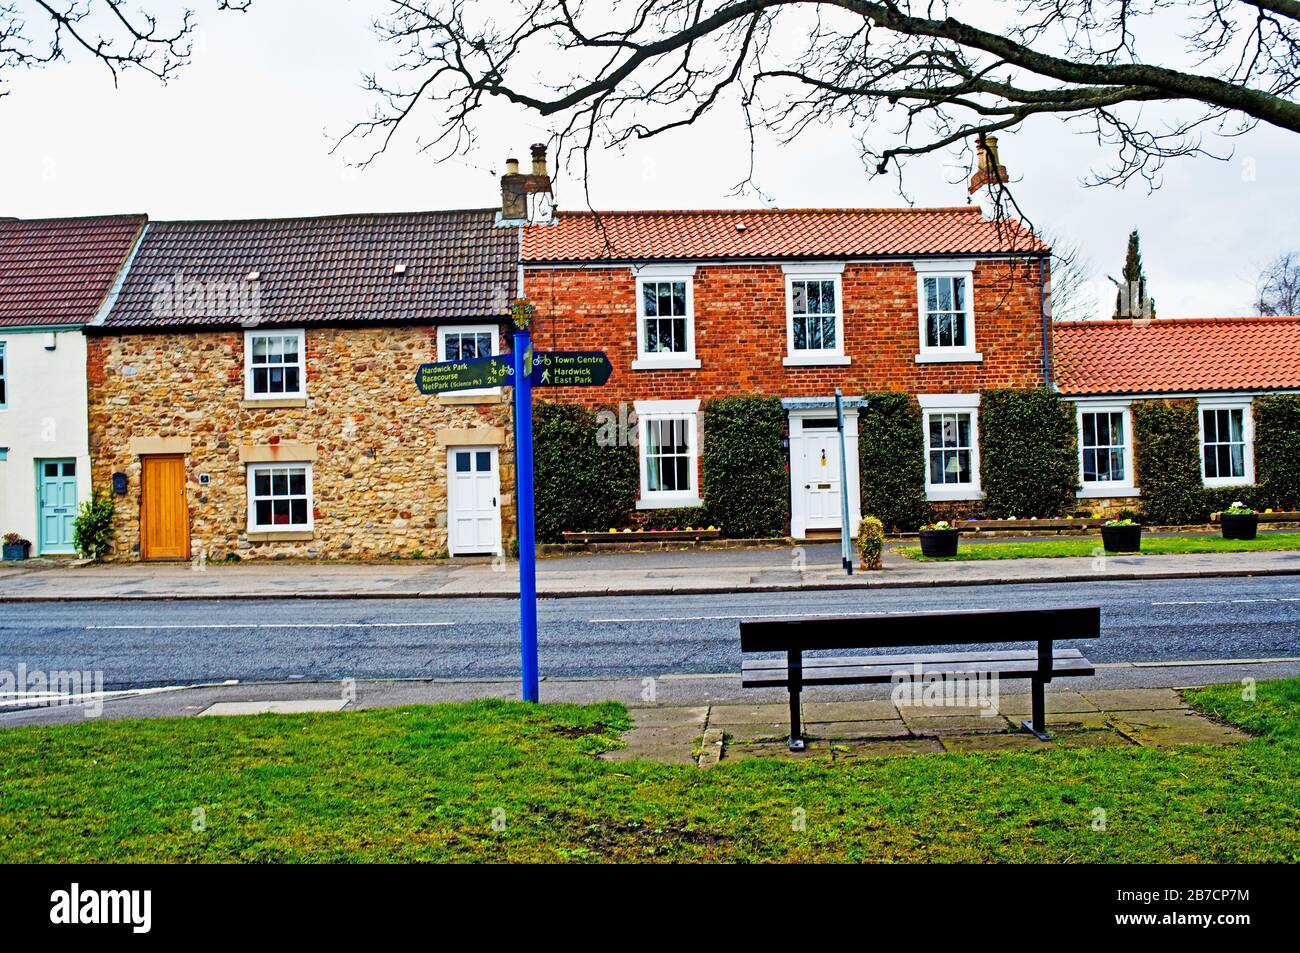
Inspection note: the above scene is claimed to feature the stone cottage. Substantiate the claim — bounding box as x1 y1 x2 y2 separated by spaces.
86 209 519 561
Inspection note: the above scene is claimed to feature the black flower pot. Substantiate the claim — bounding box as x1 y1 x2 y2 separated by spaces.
919 529 959 558
1220 513 1258 540
1101 524 1142 553
2 541 31 561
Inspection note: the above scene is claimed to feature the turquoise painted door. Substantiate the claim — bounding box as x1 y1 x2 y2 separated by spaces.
38 459 78 554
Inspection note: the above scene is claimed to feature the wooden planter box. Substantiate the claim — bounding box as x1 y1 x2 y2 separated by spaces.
1101 524 1143 553
918 529 960 558
1220 513 1259 540
562 529 723 544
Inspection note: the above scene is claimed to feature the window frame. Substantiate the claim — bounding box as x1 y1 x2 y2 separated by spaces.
919 393 983 501
1198 398 1254 488
437 323 502 397
245 462 315 533
633 268 699 370
634 398 703 509
914 260 980 363
0 340 7 410
1076 403 1137 496
243 328 306 400
783 264 849 366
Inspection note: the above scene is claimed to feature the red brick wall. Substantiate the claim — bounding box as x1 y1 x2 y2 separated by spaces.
523 258 1046 405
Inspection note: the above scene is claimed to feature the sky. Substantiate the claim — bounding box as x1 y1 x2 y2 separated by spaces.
1 0 1296 320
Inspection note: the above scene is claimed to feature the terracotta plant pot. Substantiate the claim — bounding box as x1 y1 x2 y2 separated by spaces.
919 528 959 558
1101 524 1142 553
1220 513 1258 540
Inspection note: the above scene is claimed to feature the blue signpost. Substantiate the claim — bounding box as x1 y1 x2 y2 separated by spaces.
417 336 609 704
835 388 853 576
513 329 540 703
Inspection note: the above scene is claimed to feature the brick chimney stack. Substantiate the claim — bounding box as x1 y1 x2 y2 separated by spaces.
499 144 554 224
968 134 1009 218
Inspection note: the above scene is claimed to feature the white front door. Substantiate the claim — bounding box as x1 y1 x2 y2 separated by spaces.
448 446 502 555
798 419 843 529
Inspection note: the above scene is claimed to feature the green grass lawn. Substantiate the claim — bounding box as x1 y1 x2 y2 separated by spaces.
897 531 1300 560
1 680 1298 862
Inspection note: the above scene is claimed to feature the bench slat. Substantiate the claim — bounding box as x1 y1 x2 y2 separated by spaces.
741 654 1094 688
742 648 1085 672
740 606 1100 653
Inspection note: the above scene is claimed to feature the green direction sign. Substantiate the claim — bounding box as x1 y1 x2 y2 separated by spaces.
530 351 612 387
415 355 514 395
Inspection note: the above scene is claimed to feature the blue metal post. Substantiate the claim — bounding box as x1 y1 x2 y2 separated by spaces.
513 329 539 702
835 388 853 575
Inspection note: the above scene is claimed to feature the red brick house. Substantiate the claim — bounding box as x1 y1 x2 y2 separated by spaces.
521 188 1051 537
1054 316 1300 510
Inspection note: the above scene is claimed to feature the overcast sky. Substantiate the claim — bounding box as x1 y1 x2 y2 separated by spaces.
1 0 1295 320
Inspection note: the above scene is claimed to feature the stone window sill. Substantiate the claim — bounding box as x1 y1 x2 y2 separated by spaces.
245 530 315 542
783 353 851 367
241 398 308 409
632 357 701 370
1077 487 1140 499
914 351 983 364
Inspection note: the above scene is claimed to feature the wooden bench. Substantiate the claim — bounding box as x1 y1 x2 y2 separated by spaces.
740 607 1100 749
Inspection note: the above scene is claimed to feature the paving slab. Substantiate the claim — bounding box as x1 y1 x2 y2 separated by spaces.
602 740 697 766
1052 728 1136 749
718 722 792 742
803 700 900 722
830 738 946 759
628 706 709 728
940 733 1051 753
994 690 1100 716
1080 688 1188 711
706 704 792 726
805 719 911 740
896 701 999 718
696 728 725 768
721 741 833 762
1110 709 1248 747
198 700 348 716
899 710 1013 733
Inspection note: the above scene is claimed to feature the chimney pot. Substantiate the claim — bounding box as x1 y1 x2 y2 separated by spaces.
530 143 548 176
505 158 519 176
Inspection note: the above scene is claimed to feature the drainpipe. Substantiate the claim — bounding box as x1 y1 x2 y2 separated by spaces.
1039 254 1053 389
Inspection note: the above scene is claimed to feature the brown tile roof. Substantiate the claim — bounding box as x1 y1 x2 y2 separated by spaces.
1054 317 1300 396
0 215 146 327
100 209 517 330
522 206 1048 262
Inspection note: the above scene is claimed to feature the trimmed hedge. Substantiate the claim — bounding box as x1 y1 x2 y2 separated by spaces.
979 388 1078 518
1255 395 1300 510
532 403 638 541
860 392 928 532
701 396 788 537
1132 400 1208 525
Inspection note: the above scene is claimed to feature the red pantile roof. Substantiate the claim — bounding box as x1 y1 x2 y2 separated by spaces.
101 209 517 330
1054 317 1300 396
0 215 146 327
522 207 1048 262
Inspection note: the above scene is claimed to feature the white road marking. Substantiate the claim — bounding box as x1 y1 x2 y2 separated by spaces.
589 610 914 624
1152 597 1300 606
84 622 454 630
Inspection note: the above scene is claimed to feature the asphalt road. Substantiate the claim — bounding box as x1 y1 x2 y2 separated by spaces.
1 574 1299 689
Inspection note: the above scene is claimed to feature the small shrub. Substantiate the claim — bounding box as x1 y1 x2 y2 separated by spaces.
1132 400 1209 525
860 392 928 532
73 489 115 560
533 403 638 542
857 516 884 570
701 396 788 537
979 388 1078 518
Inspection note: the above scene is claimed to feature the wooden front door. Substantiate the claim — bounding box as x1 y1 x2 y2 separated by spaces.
140 454 190 560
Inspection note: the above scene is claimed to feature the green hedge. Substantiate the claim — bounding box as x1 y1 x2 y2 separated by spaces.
1132 400 1208 524
1255 395 1300 509
979 388 1078 518
532 403 638 541
701 396 788 537
859 392 928 532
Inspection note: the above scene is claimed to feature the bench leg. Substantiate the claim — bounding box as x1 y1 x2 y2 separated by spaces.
1021 676 1052 742
788 688 805 751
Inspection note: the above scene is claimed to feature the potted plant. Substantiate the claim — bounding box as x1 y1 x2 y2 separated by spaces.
1219 502 1258 540
1101 518 1142 553
918 520 959 558
2 533 32 561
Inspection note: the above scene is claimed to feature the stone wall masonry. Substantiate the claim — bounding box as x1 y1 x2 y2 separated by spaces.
86 325 514 561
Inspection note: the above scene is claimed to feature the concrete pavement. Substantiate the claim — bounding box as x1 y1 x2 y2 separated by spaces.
3 541 1300 600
